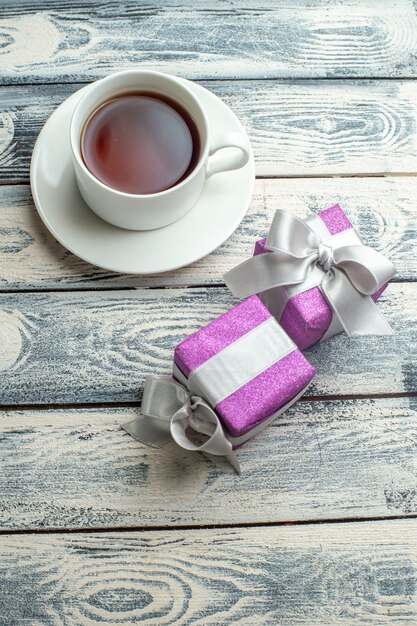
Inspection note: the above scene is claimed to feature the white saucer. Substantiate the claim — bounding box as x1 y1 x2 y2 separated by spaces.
30 79 255 274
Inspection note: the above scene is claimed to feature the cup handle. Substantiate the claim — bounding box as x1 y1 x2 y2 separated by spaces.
206 132 250 179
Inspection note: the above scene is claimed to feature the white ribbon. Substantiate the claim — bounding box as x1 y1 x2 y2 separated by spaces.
224 210 396 337
123 375 242 474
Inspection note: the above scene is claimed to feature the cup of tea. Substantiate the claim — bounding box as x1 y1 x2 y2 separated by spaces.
70 70 251 230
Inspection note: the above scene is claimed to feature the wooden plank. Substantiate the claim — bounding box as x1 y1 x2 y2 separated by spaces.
1 1 417 83
1 397 417 530
0 283 413 405
3 79 417 184
1 520 417 624
0 176 414 290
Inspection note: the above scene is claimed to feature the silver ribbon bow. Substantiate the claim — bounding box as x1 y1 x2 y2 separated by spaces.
224 210 396 337
123 375 241 474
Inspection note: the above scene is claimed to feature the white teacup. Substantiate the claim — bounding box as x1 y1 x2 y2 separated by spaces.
70 70 250 231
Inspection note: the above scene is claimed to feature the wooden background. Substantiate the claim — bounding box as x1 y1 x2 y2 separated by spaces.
1 1 417 624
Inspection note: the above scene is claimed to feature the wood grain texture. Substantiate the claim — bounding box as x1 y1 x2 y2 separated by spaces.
1 1 417 83
1 2 416 621
2 397 417 530
1 521 417 624
0 176 415 290
3 79 417 184
0 283 413 405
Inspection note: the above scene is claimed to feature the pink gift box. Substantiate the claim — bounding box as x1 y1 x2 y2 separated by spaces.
254 204 388 350
173 295 315 445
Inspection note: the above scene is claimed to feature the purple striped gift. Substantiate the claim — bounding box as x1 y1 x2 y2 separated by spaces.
122 295 315 473
220 203 396 351
252 204 389 349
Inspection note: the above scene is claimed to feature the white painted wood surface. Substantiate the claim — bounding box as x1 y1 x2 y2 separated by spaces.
1 1 417 82
1 397 417 531
1 520 417 624
0 177 414 289
3 80 417 183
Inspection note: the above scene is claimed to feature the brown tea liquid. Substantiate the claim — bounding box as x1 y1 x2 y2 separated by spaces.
81 93 200 195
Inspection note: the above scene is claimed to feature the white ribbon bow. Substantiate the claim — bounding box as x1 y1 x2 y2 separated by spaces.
224 210 396 337
123 375 241 474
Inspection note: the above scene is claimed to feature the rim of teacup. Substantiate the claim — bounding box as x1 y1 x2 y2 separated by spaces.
69 69 210 199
